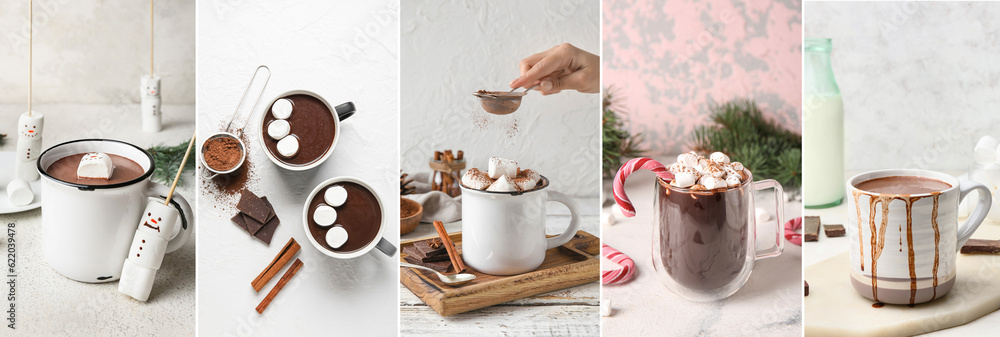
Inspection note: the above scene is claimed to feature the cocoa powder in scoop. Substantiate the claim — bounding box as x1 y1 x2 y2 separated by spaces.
204 136 242 171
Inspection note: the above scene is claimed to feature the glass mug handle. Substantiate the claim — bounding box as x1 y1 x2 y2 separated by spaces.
753 179 784 260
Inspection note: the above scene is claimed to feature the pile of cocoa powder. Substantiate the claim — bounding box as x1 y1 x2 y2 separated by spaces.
203 136 242 171
401 199 420 218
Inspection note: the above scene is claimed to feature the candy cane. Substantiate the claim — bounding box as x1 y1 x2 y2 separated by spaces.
785 217 803 246
602 244 636 285
613 157 674 217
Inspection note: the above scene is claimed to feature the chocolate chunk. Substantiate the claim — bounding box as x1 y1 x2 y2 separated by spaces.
403 246 450 263
804 216 821 242
254 215 281 245
261 196 276 223
960 239 1000 254
403 255 451 273
805 280 809 296
231 213 250 234
414 239 448 257
243 213 265 235
237 189 271 223
823 224 846 237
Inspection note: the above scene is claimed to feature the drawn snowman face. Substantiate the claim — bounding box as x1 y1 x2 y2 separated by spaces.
17 113 43 138
142 77 160 97
142 212 163 233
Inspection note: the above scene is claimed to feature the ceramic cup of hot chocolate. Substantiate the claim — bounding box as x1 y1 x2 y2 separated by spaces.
301 176 396 259
460 176 582 275
36 139 193 283
846 169 992 305
258 90 356 171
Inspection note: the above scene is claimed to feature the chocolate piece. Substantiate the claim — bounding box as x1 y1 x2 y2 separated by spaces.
243 213 265 235
403 255 451 273
261 196 275 222
403 245 451 263
231 213 250 234
823 224 846 237
254 215 281 245
414 239 448 257
804 216 820 242
805 280 809 296
238 189 271 223
960 239 1000 254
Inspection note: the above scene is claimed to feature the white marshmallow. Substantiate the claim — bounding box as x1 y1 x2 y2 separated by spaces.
702 163 726 178
488 157 518 179
974 136 999 164
601 211 616 226
710 152 730 164
324 185 348 207
755 207 771 223
461 168 493 190
726 174 742 187
276 136 299 157
326 226 349 249
267 119 291 140
127 232 168 270
513 169 541 191
700 176 726 190
668 162 686 174
271 98 293 119
678 152 700 168
119 258 156 302
6 179 33 206
77 152 114 180
671 171 699 188
730 162 744 172
486 174 517 192
601 299 613 317
313 205 337 226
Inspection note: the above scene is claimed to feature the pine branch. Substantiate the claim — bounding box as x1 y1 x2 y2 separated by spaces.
147 140 196 186
603 86 645 178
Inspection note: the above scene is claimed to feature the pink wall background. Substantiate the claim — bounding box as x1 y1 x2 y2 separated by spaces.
603 0 801 156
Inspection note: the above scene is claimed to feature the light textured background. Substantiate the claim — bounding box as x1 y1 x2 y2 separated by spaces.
0 0 195 104
603 0 802 156
400 0 601 198
806 1 1000 171
196 0 399 336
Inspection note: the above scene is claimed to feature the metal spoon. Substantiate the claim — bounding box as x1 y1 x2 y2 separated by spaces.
400 262 476 287
473 84 537 115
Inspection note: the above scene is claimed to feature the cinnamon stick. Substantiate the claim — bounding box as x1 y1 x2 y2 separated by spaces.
432 221 466 273
252 238 300 292
456 150 464 160
256 258 303 314
434 151 442 161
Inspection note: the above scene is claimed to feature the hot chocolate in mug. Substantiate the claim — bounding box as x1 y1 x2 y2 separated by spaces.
460 176 581 275
37 139 193 283
846 169 992 305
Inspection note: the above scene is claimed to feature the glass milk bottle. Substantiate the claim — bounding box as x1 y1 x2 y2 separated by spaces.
803 38 845 208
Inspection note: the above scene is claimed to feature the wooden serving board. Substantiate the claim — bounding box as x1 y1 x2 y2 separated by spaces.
805 223 1000 336
400 230 600 316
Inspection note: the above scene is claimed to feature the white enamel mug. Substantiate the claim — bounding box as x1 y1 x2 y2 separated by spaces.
460 176 581 275
847 169 991 305
37 139 193 283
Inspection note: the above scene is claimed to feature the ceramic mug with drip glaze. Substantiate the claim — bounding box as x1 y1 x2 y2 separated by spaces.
847 169 992 305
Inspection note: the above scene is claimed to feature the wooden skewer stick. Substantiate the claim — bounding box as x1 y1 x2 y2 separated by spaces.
164 132 196 205
150 0 154 77
28 0 32 116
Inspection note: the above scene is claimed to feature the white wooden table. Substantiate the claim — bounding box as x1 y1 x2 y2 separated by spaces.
804 170 1000 336
601 156 803 336
399 196 600 337
0 103 196 336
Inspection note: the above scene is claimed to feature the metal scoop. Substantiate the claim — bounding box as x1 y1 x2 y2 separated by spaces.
473 84 537 115
400 262 476 287
200 65 270 178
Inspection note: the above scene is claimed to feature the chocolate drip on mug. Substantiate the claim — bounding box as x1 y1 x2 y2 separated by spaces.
905 197 917 306
868 195 894 302
931 193 940 300
854 190 864 271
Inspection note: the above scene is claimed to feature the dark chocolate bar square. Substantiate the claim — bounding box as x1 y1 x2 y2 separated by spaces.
804 216 821 242
823 224 846 238
260 196 276 223
243 213 265 235
403 255 451 273
237 189 271 223
414 239 448 257
254 215 281 245
231 213 250 234
960 239 1000 254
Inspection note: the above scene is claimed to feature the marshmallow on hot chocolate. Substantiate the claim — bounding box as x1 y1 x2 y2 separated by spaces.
276 136 299 157
710 152 730 165
700 176 727 190
461 168 493 190
6 179 33 206
313 205 337 226
702 162 726 178
326 226 349 249
486 174 518 192
488 157 518 179
324 185 348 207
726 174 742 188
677 152 700 168
77 152 114 180
271 98 293 119
670 171 700 188
267 119 291 140
513 169 540 191
668 151 748 190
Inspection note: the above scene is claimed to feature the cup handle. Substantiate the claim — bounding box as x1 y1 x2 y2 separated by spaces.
957 180 993 250
147 182 193 254
335 102 356 121
545 190 582 250
753 179 784 260
374 237 397 257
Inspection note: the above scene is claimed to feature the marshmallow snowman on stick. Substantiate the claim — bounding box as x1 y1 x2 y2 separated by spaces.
6 112 44 206
119 132 195 301
141 75 162 132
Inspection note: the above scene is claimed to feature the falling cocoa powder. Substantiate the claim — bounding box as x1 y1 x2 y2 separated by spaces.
203 136 243 171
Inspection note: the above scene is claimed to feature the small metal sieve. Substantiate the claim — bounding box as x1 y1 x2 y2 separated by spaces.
473 84 537 115
201 65 270 177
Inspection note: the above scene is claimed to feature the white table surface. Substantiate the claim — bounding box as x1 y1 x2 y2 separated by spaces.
399 196 601 337
804 170 1000 336
601 161 803 336
195 1 400 335
0 103 196 336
